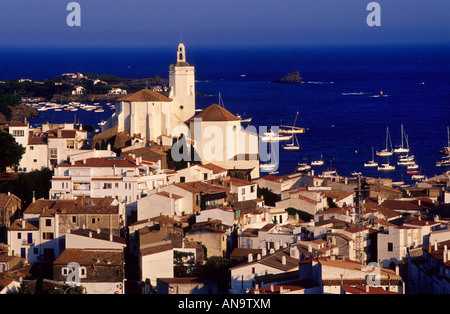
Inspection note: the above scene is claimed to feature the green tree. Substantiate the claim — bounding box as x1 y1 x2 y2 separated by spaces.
0 130 25 172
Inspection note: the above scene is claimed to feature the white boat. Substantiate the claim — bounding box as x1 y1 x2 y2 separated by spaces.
311 155 325 166
406 163 419 170
260 130 292 142
440 126 450 155
398 154 414 162
94 108 105 113
376 127 394 156
393 124 410 154
351 171 362 176
364 147 378 167
436 158 450 167
377 162 395 171
296 163 311 172
283 134 300 151
397 160 415 166
319 169 337 178
411 174 425 180
279 112 306 134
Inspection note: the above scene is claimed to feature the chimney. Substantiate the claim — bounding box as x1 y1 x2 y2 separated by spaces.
257 254 261 260
97 228 101 234
308 243 312 253
248 253 253 263
444 245 448 263
21 220 25 229
89 231 92 238
282 255 286 265
110 231 113 242
395 265 399 276
366 285 370 293
262 248 267 256
434 240 438 251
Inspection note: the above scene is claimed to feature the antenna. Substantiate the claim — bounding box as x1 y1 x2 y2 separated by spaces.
354 174 368 266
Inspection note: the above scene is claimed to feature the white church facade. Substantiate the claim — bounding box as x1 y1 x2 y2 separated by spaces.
102 43 260 178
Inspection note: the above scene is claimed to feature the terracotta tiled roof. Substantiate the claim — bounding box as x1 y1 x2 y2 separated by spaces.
54 248 124 266
140 242 173 256
9 220 39 231
190 104 240 122
197 163 228 174
118 89 172 102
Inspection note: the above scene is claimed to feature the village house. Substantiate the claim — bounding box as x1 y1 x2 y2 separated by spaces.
0 193 22 233
8 198 123 263
5 120 88 172
185 219 230 258
53 248 125 294
377 219 442 268
49 155 166 219
408 239 450 294
253 172 304 196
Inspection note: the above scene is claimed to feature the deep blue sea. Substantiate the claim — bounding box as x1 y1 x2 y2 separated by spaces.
1 44 449 184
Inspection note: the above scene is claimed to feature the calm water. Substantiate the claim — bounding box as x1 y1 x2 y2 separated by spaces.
1 44 449 183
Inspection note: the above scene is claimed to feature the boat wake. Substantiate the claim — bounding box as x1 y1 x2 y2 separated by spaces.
306 81 335 84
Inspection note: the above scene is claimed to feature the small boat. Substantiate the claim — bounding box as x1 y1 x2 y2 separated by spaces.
406 163 419 170
364 147 378 167
411 174 425 180
351 171 362 176
319 169 338 178
311 155 325 166
94 108 105 113
296 163 311 172
393 124 410 154
283 134 300 151
377 162 395 171
398 154 414 162
440 126 450 155
376 127 394 156
260 130 292 142
279 112 306 134
436 158 450 167
397 160 415 166
406 170 419 175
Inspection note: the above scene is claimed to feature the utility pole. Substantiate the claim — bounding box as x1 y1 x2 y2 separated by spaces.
355 174 365 266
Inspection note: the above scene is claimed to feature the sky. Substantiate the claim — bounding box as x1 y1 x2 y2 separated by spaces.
0 0 449 48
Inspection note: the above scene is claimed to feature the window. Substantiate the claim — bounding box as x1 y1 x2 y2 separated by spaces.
103 183 112 189
72 216 77 223
17 232 21 240
13 130 24 137
43 232 54 240
203 173 208 180
33 159 37 163
250 185 255 193
62 268 68 276
115 183 119 188
388 242 393 252
46 219 52 227
252 267 255 274
29 146 34 150
180 176 185 183
33 247 39 255
92 218 96 224
66 140 75 149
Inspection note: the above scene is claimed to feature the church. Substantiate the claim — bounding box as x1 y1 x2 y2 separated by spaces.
101 43 260 178
103 43 195 147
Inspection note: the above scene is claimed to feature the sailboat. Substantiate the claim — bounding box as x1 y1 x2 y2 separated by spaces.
376 127 394 156
393 124 410 154
364 147 378 167
377 156 395 171
283 134 300 150
260 130 292 142
279 111 306 134
440 126 450 155
311 155 325 166
260 142 278 172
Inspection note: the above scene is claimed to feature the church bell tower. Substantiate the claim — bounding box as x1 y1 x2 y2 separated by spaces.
169 43 196 123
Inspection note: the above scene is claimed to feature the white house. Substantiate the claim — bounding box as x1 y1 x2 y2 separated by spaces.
136 191 183 221
7 121 88 172
140 240 174 289
378 219 442 267
49 156 167 217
